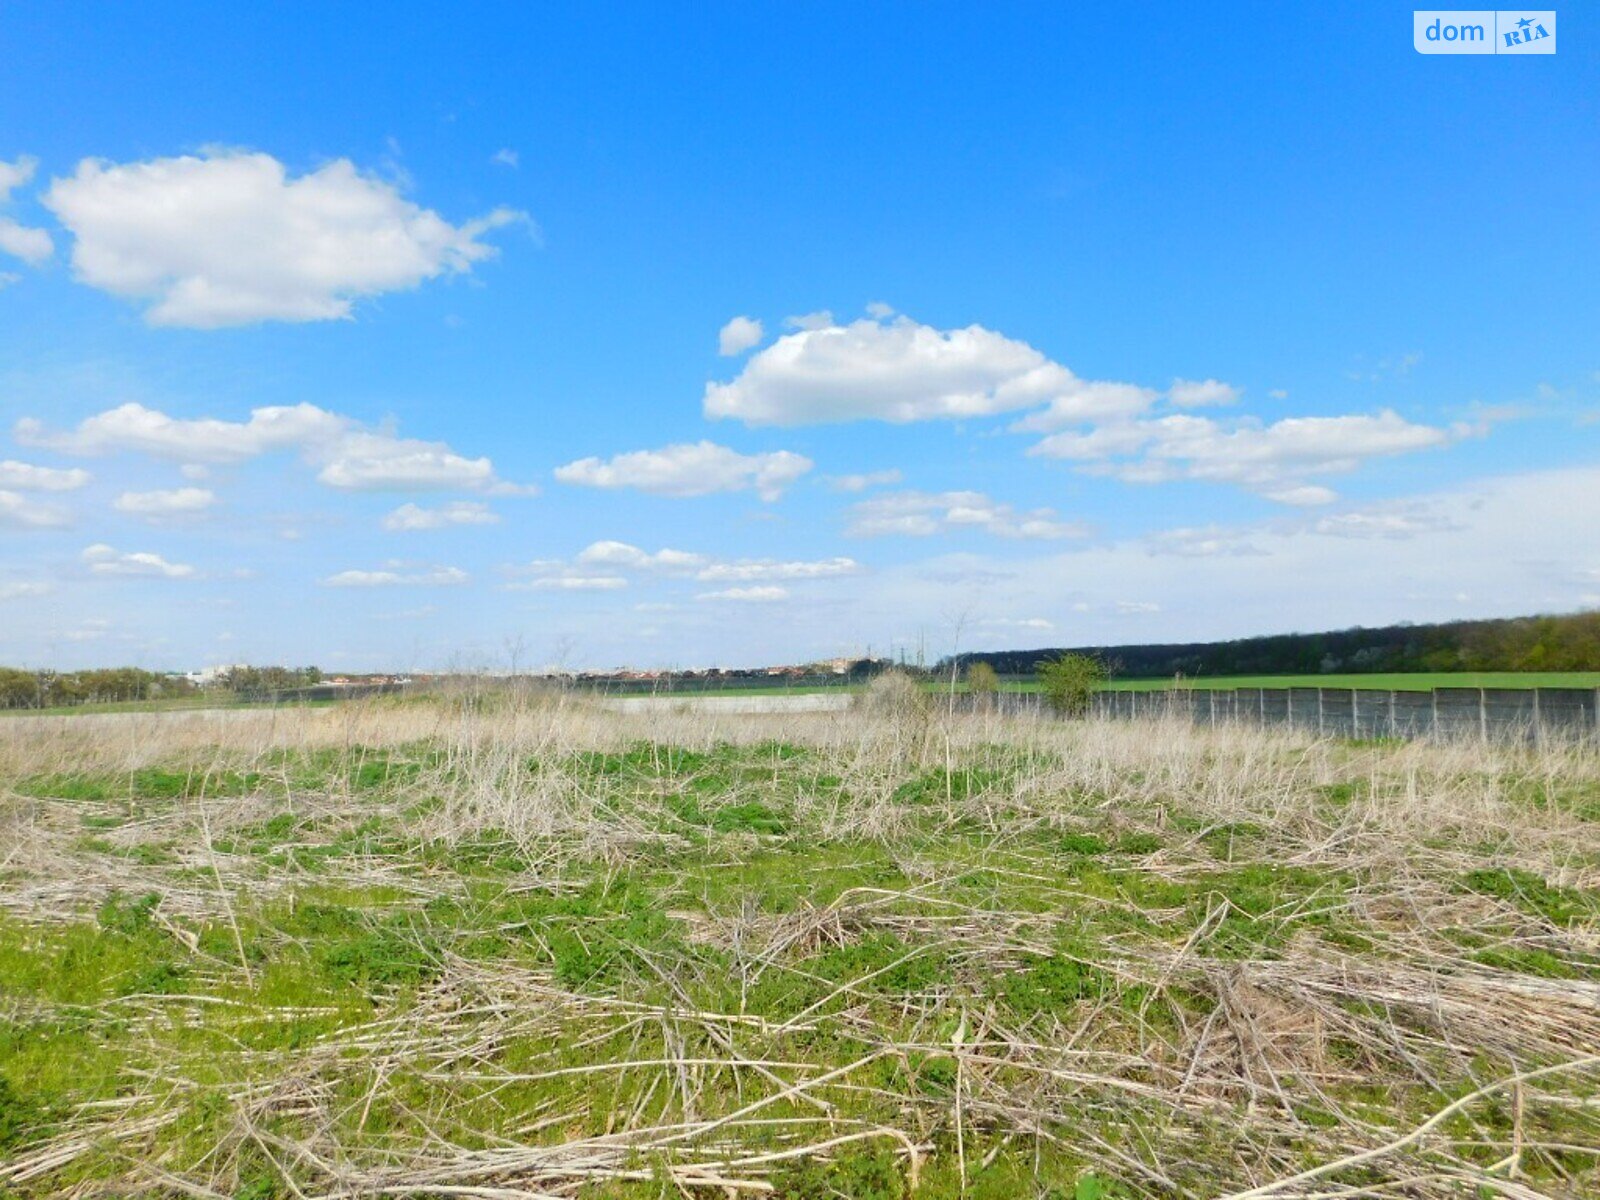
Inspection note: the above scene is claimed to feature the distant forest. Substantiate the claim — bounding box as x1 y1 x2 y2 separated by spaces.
954 610 1600 679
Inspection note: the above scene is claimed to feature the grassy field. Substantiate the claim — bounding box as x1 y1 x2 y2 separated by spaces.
1 687 1598 1198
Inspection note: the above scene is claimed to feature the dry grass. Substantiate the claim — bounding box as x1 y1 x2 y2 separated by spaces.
0 689 1597 1199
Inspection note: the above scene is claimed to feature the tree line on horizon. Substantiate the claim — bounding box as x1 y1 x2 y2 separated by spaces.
949 610 1600 680
0 664 325 710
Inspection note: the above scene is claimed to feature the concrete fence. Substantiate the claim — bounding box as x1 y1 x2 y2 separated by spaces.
971 686 1600 742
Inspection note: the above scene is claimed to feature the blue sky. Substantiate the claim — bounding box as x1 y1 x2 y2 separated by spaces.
0 3 1596 671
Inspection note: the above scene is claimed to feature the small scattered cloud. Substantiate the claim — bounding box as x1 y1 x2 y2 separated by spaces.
825 469 903 493
81 543 195 578
0 580 52 601
1310 505 1461 540
783 310 834 331
500 559 628 591
1116 600 1160 614
1144 525 1267 558
1261 485 1337 507
113 487 215 519
846 490 1086 540
696 586 788 602
322 564 469 587
555 441 813 501
0 491 71 529
979 616 1054 631
696 557 859 582
490 148 520 168
0 157 53 266
576 541 707 571
0 460 91 491
382 500 499 531
1168 378 1240 408
717 315 764 356
512 575 628 591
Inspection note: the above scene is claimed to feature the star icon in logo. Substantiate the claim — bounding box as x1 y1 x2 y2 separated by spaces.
1517 16 1534 30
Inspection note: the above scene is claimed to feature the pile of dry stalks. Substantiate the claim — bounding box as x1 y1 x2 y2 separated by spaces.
0 690 1596 1198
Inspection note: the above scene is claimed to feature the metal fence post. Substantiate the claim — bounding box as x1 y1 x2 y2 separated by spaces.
1479 687 1488 743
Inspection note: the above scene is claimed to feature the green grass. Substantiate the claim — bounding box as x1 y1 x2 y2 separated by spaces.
1 711 1596 1198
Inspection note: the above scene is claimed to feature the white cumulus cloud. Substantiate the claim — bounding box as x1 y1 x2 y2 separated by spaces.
0 157 53 266
81 544 195 578
717 315 764 356
576 541 707 571
0 580 52 601
520 576 628 591
1310 506 1461 540
1168 378 1241 408
113 487 216 518
0 491 71 529
16 401 529 494
705 312 1153 427
1034 410 1460 501
554 441 812 501
696 586 789 602
43 150 526 327
382 501 499 531
846 490 1086 540
826 469 903 493
0 460 91 491
696 557 860 582
322 565 469 587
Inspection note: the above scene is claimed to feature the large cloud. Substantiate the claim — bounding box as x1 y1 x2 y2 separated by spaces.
43 151 525 327
0 157 53 266
17 401 529 494
554 441 812 500
1033 410 1461 498
705 313 1155 427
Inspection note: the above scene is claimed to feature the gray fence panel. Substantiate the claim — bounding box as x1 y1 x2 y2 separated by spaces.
1259 689 1290 726
1481 689 1537 742
1318 689 1356 738
1352 689 1393 739
1035 682 1595 743
1287 688 1322 731
1533 688 1596 735
1433 688 1483 739
1390 691 1433 736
